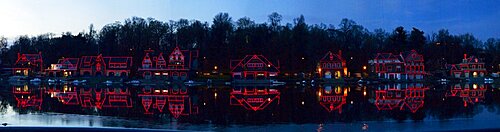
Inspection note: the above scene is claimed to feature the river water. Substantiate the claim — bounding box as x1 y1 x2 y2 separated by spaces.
0 82 499 131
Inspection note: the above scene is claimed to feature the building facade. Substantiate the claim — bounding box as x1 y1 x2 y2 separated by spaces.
401 50 425 80
230 55 280 79
447 54 486 78
46 57 79 77
12 52 44 76
369 53 405 80
318 51 346 79
138 46 199 80
369 50 426 80
79 54 133 77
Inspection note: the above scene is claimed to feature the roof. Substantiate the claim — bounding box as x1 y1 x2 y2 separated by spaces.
15 53 43 67
79 55 104 69
230 55 280 73
320 51 343 62
103 56 133 70
140 47 198 70
401 50 423 62
463 55 484 63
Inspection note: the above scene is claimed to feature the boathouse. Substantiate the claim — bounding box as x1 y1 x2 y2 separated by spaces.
79 54 133 77
369 53 405 80
46 57 79 77
138 46 199 80
103 56 133 77
401 50 426 80
12 52 44 76
369 50 426 80
230 55 280 79
447 54 486 78
318 51 346 79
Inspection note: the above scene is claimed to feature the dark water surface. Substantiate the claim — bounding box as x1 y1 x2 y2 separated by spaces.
0 82 499 131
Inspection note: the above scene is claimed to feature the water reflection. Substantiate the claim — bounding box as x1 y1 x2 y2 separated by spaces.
2 82 500 128
12 84 42 110
230 86 280 111
317 85 347 113
373 83 427 113
139 85 199 118
445 83 486 107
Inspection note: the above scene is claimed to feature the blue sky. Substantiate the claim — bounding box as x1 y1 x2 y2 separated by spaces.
0 0 498 43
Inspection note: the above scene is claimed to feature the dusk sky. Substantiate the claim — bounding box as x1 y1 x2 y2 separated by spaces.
0 0 498 43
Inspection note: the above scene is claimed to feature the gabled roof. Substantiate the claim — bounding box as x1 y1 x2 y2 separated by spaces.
374 53 403 61
103 56 133 70
15 52 43 66
140 47 198 70
320 51 343 62
446 64 461 71
463 55 484 63
79 55 105 69
401 50 423 62
230 55 280 73
168 46 185 64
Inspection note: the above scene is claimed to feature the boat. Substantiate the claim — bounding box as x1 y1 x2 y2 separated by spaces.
30 78 41 82
270 80 286 85
8 76 28 82
48 79 56 83
129 80 140 84
184 80 206 86
485 78 494 84
104 80 113 85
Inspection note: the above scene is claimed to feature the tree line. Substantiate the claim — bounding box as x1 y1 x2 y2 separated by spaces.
1 12 499 76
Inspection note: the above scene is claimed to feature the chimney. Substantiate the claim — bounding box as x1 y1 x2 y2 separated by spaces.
17 53 20 59
464 54 467 59
338 50 342 57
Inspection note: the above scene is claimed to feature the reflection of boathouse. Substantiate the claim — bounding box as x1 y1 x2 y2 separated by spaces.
373 83 427 113
77 87 134 109
46 85 80 105
445 83 486 107
12 85 43 110
138 85 199 118
317 85 347 113
230 86 280 111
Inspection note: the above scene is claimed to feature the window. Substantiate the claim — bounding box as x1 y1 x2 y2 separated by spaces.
247 63 264 68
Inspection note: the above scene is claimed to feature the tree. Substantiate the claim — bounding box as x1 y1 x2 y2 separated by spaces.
409 27 426 52
0 36 8 65
389 26 407 52
268 12 282 31
236 17 255 29
210 13 233 71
